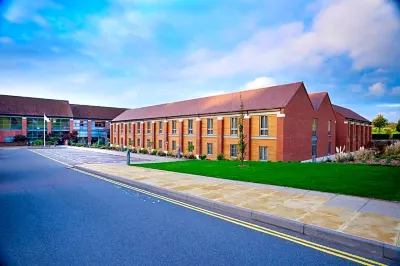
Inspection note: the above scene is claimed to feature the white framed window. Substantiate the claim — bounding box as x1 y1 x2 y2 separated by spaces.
137 138 141 147
121 124 124 133
188 119 193 135
137 122 141 134
230 144 237 158
188 141 193 152
207 143 213 155
312 118 318 137
328 120 331 137
128 123 132 133
259 146 268 161
147 122 151 134
207 118 213 135
260 116 268 136
230 117 238 135
172 120 177 134
147 139 151 148
172 140 177 151
158 140 162 149
159 121 163 134
328 142 331 155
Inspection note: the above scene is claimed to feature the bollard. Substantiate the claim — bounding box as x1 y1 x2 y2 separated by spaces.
127 149 131 165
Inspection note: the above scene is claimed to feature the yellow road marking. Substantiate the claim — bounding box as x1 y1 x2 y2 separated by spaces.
29 150 386 266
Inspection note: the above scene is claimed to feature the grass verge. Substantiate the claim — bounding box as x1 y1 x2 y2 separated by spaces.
134 160 400 201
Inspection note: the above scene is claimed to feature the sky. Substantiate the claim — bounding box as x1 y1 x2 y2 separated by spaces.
0 0 399 121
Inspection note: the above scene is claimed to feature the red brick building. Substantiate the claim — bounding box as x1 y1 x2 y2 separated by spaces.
333 104 371 152
0 95 126 144
111 82 358 162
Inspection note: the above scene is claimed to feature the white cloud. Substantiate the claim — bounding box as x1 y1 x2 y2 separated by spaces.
367 82 386 96
0 37 13 44
241 77 276 91
198 90 226 97
4 0 60 26
391 86 400 96
180 0 400 79
376 103 400 108
349 84 362 93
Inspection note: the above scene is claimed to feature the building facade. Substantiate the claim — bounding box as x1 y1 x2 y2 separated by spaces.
0 95 127 144
333 105 371 152
110 82 359 162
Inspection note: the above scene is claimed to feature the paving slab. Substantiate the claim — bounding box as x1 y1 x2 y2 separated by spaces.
325 195 370 211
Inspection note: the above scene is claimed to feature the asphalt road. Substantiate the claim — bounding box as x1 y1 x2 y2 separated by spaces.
0 149 391 266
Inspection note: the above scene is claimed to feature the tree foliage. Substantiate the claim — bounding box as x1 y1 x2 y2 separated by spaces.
13 134 28 143
396 119 400 132
372 114 388 133
237 94 247 167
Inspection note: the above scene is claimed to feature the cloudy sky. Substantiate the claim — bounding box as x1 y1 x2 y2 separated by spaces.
0 0 399 121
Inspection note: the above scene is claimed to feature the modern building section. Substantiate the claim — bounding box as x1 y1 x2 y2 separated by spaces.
0 95 127 144
332 104 371 152
111 82 355 162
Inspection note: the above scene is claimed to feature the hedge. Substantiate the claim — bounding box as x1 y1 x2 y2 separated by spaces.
392 134 400 139
372 134 390 140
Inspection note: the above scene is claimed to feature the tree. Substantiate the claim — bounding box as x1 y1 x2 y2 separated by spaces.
396 119 400 132
237 94 247 167
372 114 388 133
63 130 78 143
13 134 28 143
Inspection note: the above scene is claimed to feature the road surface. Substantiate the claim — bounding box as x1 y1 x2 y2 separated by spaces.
0 149 390 265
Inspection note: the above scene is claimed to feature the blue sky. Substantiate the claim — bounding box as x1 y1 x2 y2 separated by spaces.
0 0 399 121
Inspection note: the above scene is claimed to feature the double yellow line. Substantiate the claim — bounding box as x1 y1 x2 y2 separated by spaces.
28 150 386 266
73 168 386 266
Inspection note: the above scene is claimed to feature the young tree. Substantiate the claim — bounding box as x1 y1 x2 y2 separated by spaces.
372 114 388 133
237 94 247 167
396 119 400 132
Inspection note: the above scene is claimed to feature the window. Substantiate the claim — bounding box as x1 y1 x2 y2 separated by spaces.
328 142 331 155
312 140 317 157
95 121 106 128
121 124 124 133
159 121 163 134
137 123 141 134
328 120 331 136
114 137 116 144
260 116 268 136
230 117 238 135
137 138 141 147
207 143 213 155
230 144 237 157
147 122 151 134
172 140 177 151
128 138 132 146
259 146 268 161
207 118 213 135
113 124 117 133
188 119 193 135
147 139 151 148
121 137 123 145
312 118 318 137
128 123 132 133
159 140 163 149
172 120 177 134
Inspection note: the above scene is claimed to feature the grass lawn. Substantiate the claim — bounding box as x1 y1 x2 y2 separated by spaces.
135 160 400 201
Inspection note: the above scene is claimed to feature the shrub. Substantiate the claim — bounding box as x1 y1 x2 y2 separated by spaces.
354 147 374 161
199 154 207 160
142 149 149 154
167 152 173 157
157 151 166 156
346 153 355 162
187 154 196 159
13 134 28 143
385 142 400 156
374 141 388 157
34 139 43 146
392 134 400 140
372 134 390 140
131 147 137 153
47 141 54 146
217 153 225 161
334 146 347 162
151 150 157 155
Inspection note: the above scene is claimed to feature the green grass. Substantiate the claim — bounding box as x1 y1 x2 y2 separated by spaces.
134 160 400 201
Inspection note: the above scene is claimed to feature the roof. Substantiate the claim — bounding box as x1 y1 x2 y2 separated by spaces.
309 92 327 110
332 104 370 122
0 95 73 117
113 82 304 122
70 104 127 120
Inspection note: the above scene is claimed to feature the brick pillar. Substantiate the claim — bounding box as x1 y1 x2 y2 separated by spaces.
69 119 74 133
365 125 369 145
355 124 359 150
276 113 285 161
117 124 120 146
152 121 156 149
195 119 202 155
163 120 168 151
217 117 223 154
131 123 135 148
87 120 92 144
22 117 27 136
368 126 372 143
110 124 114 145
140 122 145 149
47 120 52 134
244 115 251 160
178 119 184 152
349 123 354 152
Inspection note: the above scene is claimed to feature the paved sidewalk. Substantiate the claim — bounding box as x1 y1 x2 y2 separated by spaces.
78 164 400 247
